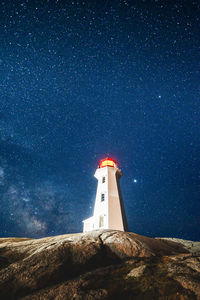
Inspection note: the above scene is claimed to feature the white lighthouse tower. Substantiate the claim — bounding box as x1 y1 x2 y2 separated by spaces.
83 158 128 232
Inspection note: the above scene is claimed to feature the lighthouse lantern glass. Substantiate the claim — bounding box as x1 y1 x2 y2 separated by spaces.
99 158 117 168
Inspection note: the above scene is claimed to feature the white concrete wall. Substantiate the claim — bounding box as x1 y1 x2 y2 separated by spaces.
83 165 126 232
83 216 94 232
93 167 109 229
107 167 124 231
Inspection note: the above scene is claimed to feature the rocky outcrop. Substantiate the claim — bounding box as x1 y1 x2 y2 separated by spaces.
0 230 199 299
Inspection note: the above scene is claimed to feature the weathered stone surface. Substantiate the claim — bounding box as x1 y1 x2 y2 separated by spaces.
126 265 146 278
0 230 199 299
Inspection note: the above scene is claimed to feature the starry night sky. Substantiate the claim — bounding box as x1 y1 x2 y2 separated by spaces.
0 0 200 240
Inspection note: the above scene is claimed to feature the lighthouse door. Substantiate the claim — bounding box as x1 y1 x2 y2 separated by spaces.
99 215 104 228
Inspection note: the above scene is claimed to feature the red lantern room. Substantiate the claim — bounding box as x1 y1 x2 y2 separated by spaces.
99 157 117 168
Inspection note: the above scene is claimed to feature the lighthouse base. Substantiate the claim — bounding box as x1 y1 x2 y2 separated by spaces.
83 217 95 233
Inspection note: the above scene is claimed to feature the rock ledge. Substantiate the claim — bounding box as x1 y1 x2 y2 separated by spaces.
0 230 199 299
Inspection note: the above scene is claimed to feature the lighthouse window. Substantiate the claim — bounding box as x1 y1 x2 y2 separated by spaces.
101 193 105 201
102 177 106 183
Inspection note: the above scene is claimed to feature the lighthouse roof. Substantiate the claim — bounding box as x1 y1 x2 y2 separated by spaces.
99 157 117 168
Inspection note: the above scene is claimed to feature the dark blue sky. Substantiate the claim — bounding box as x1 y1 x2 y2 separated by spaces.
0 0 200 240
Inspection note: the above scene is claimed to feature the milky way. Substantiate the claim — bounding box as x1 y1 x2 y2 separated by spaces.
0 1 200 239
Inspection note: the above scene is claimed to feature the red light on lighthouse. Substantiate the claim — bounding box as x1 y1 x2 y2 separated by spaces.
99 158 117 168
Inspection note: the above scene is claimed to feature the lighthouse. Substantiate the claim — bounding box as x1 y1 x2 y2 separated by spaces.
83 158 128 232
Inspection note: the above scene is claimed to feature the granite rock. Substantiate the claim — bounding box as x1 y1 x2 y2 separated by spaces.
0 230 199 299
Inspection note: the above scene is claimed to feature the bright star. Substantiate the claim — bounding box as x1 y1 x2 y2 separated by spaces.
133 179 138 183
